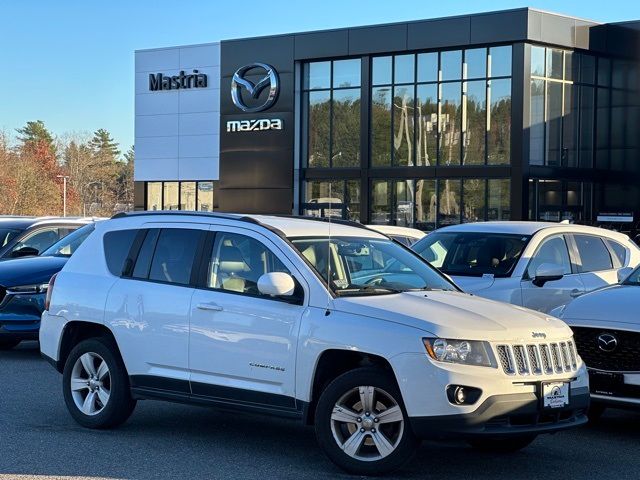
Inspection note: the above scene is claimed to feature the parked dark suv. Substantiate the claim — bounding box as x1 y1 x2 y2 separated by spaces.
0 217 96 260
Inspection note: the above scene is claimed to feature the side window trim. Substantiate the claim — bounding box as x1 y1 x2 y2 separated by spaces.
565 234 581 274
122 229 150 277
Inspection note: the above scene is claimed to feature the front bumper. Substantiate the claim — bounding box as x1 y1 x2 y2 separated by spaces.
589 368 640 410
410 386 589 438
0 292 45 340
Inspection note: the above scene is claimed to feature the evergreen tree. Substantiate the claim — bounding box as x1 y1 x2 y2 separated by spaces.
89 128 120 159
123 145 134 164
16 120 56 154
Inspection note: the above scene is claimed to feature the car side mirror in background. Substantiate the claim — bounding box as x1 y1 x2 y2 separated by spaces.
10 246 39 258
617 266 634 283
533 263 564 287
257 272 296 297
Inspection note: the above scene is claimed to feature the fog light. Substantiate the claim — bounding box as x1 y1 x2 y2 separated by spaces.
446 385 482 406
454 386 466 404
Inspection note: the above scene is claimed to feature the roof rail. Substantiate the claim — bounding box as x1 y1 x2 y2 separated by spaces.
273 214 371 231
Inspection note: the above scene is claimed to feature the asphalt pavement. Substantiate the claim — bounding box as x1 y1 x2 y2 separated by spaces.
1 342 639 480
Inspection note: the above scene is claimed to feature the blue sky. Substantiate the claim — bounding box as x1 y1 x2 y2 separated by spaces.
1 0 639 153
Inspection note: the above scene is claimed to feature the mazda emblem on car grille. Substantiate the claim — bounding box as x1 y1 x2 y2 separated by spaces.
597 333 618 353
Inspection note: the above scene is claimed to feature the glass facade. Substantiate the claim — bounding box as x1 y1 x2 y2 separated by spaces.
145 181 217 211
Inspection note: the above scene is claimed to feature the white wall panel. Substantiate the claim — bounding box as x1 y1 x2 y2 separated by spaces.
179 134 218 158
135 92 179 116
135 115 179 138
179 157 220 181
135 157 180 181
135 48 180 73
179 88 220 114
179 112 220 136
136 136 179 160
179 43 220 69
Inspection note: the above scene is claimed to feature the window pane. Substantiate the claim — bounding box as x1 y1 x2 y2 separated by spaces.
579 86 594 168
417 52 438 83
163 182 179 210
133 229 160 279
610 89 626 171
563 83 577 167
489 46 512 78
488 78 511 165
393 85 414 166
564 51 575 82
371 87 392 167
529 79 545 165
333 59 360 88
394 54 415 84
546 81 563 166
531 46 546 77
305 61 330 89
463 179 486 223
332 88 361 167
538 180 561 221
372 56 392 85
209 233 290 295
394 180 414 226
308 90 330 167
595 87 610 169
180 182 196 211
528 236 571 278
304 180 345 218
606 240 627 266
346 180 361 222
439 82 462 165
149 229 201 285
547 49 563 79
416 84 438 166
574 235 613 272
488 179 510 221
371 180 390 224
598 57 611 86
463 80 486 165
438 179 461 226
465 48 486 79
580 54 596 84
441 50 462 81
147 182 162 211
103 229 138 277
415 179 436 231
197 182 214 212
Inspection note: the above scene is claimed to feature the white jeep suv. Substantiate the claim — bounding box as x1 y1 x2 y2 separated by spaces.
40 212 589 475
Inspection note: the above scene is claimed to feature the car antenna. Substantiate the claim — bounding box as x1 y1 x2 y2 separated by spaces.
325 184 332 316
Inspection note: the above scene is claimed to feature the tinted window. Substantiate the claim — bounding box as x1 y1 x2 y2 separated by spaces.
527 235 571 278
574 234 613 272
606 239 627 267
209 232 290 296
132 229 160 279
0 228 22 248
148 229 202 285
43 223 95 257
104 229 137 276
11 227 63 255
414 232 530 277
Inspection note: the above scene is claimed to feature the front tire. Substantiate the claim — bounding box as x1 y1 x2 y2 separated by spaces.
314 367 418 476
0 338 21 350
62 337 136 429
467 434 537 453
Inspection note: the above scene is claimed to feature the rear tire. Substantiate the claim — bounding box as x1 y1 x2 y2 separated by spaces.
314 367 419 476
0 338 21 350
62 337 136 429
467 434 537 453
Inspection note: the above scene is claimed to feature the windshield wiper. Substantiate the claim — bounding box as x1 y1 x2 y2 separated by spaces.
335 285 405 296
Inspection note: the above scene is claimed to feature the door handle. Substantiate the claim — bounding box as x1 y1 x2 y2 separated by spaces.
196 302 223 312
569 289 582 298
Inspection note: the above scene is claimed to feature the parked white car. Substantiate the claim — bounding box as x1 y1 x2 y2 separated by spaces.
412 221 640 313
551 265 640 417
366 225 426 246
40 213 588 475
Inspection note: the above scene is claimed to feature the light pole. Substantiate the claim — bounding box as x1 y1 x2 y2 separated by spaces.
57 175 70 217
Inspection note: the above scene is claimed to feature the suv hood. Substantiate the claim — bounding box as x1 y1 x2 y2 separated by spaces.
334 290 572 342
0 255 67 287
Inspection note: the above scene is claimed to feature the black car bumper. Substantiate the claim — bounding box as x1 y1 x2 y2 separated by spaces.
410 386 590 439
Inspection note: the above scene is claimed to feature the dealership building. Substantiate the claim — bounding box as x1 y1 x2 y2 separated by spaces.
134 7 640 230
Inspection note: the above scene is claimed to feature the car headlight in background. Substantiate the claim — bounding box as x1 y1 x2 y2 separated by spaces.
423 338 495 367
5 284 49 295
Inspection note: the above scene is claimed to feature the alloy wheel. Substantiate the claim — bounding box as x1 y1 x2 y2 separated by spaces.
70 352 111 416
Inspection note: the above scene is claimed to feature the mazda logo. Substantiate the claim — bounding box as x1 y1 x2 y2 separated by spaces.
231 63 279 113
597 333 618 352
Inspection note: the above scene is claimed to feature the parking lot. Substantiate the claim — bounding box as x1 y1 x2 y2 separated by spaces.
0 342 637 480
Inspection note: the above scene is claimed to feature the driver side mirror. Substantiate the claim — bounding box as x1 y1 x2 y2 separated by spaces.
10 246 39 258
617 266 634 283
257 272 296 297
532 263 564 287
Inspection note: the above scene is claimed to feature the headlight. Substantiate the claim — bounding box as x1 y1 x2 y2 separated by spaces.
5 284 49 295
423 338 494 367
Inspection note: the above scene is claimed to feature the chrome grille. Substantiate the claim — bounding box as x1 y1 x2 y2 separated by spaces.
496 341 578 376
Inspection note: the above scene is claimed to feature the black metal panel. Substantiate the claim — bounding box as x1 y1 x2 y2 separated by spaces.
218 188 293 214
470 10 529 44
220 148 294 190
510 43 526 221
134 181 145 211
294 29 349 60
408 16 470 50
348 24 407 55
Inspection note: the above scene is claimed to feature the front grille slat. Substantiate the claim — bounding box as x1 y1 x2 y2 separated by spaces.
496 340 578 377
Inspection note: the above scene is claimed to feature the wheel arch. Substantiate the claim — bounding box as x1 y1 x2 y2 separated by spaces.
55 321 119 373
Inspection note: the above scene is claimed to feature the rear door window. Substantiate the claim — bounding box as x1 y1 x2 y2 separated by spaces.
148 229 202 285
574 234 613 272
104 229 138 276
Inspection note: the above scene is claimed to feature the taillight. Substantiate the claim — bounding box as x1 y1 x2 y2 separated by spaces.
44 273 58 311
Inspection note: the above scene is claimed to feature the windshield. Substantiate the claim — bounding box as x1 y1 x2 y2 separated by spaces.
42 223 95 257
413 231 530 278
290 236 456 296
0 228 22 248
623 266 640 286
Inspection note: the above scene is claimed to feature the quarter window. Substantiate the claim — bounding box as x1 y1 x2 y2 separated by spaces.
104 229 138 276
605 239 626 267
208 232 290 296
527 235 572 278
147 229 202 285
574 234 613 272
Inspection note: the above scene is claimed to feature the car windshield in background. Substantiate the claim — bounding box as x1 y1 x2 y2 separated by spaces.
42 223 95 257
623 267 640 286
0 228 22 248
290 236 456 296
413 232 531 278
